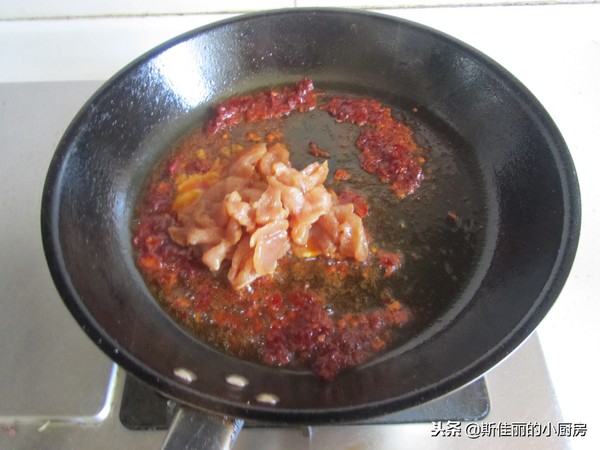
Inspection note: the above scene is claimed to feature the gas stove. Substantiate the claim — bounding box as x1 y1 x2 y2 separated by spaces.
0 81 568 449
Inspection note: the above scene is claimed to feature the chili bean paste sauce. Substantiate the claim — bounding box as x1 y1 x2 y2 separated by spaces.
132 79 478 380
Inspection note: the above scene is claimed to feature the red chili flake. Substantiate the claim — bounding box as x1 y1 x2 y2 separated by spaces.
379 251 403 277
338 189 369 218
268 292 283 311
168 157 180 176
308 141 330 158
172 296 192 310
367 310 385 331
266 129 284 143
371 336 385 351
385 302 410 326
246 131 262 142
139 255 162 271
333 168 351 181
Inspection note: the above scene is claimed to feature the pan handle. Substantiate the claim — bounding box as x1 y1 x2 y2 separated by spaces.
161 405 244 450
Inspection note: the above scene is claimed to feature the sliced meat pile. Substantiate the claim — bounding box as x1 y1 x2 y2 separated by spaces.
168 143 369 289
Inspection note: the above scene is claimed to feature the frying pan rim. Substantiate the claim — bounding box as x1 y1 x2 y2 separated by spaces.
40 7 581 423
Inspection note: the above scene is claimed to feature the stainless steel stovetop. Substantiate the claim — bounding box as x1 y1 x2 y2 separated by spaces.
0 81 568 449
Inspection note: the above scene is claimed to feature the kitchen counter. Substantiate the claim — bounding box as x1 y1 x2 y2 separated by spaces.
1 2 598 449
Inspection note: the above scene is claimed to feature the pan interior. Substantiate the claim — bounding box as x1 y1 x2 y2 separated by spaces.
43 9 578 422
131 82 490 367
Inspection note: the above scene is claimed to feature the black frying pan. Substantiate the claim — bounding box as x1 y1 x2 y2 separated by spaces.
41 7 580 432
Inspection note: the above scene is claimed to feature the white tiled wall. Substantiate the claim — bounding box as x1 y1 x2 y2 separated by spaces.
0 0 596 19
296 0 591 7
0 1 290 19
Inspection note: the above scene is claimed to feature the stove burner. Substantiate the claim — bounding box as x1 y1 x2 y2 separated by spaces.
119 374 489 429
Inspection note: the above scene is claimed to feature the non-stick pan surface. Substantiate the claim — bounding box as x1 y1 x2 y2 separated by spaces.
41 9 580 423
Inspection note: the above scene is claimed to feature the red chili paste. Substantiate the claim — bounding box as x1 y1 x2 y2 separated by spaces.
208 78 317 134
323 97 424 197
